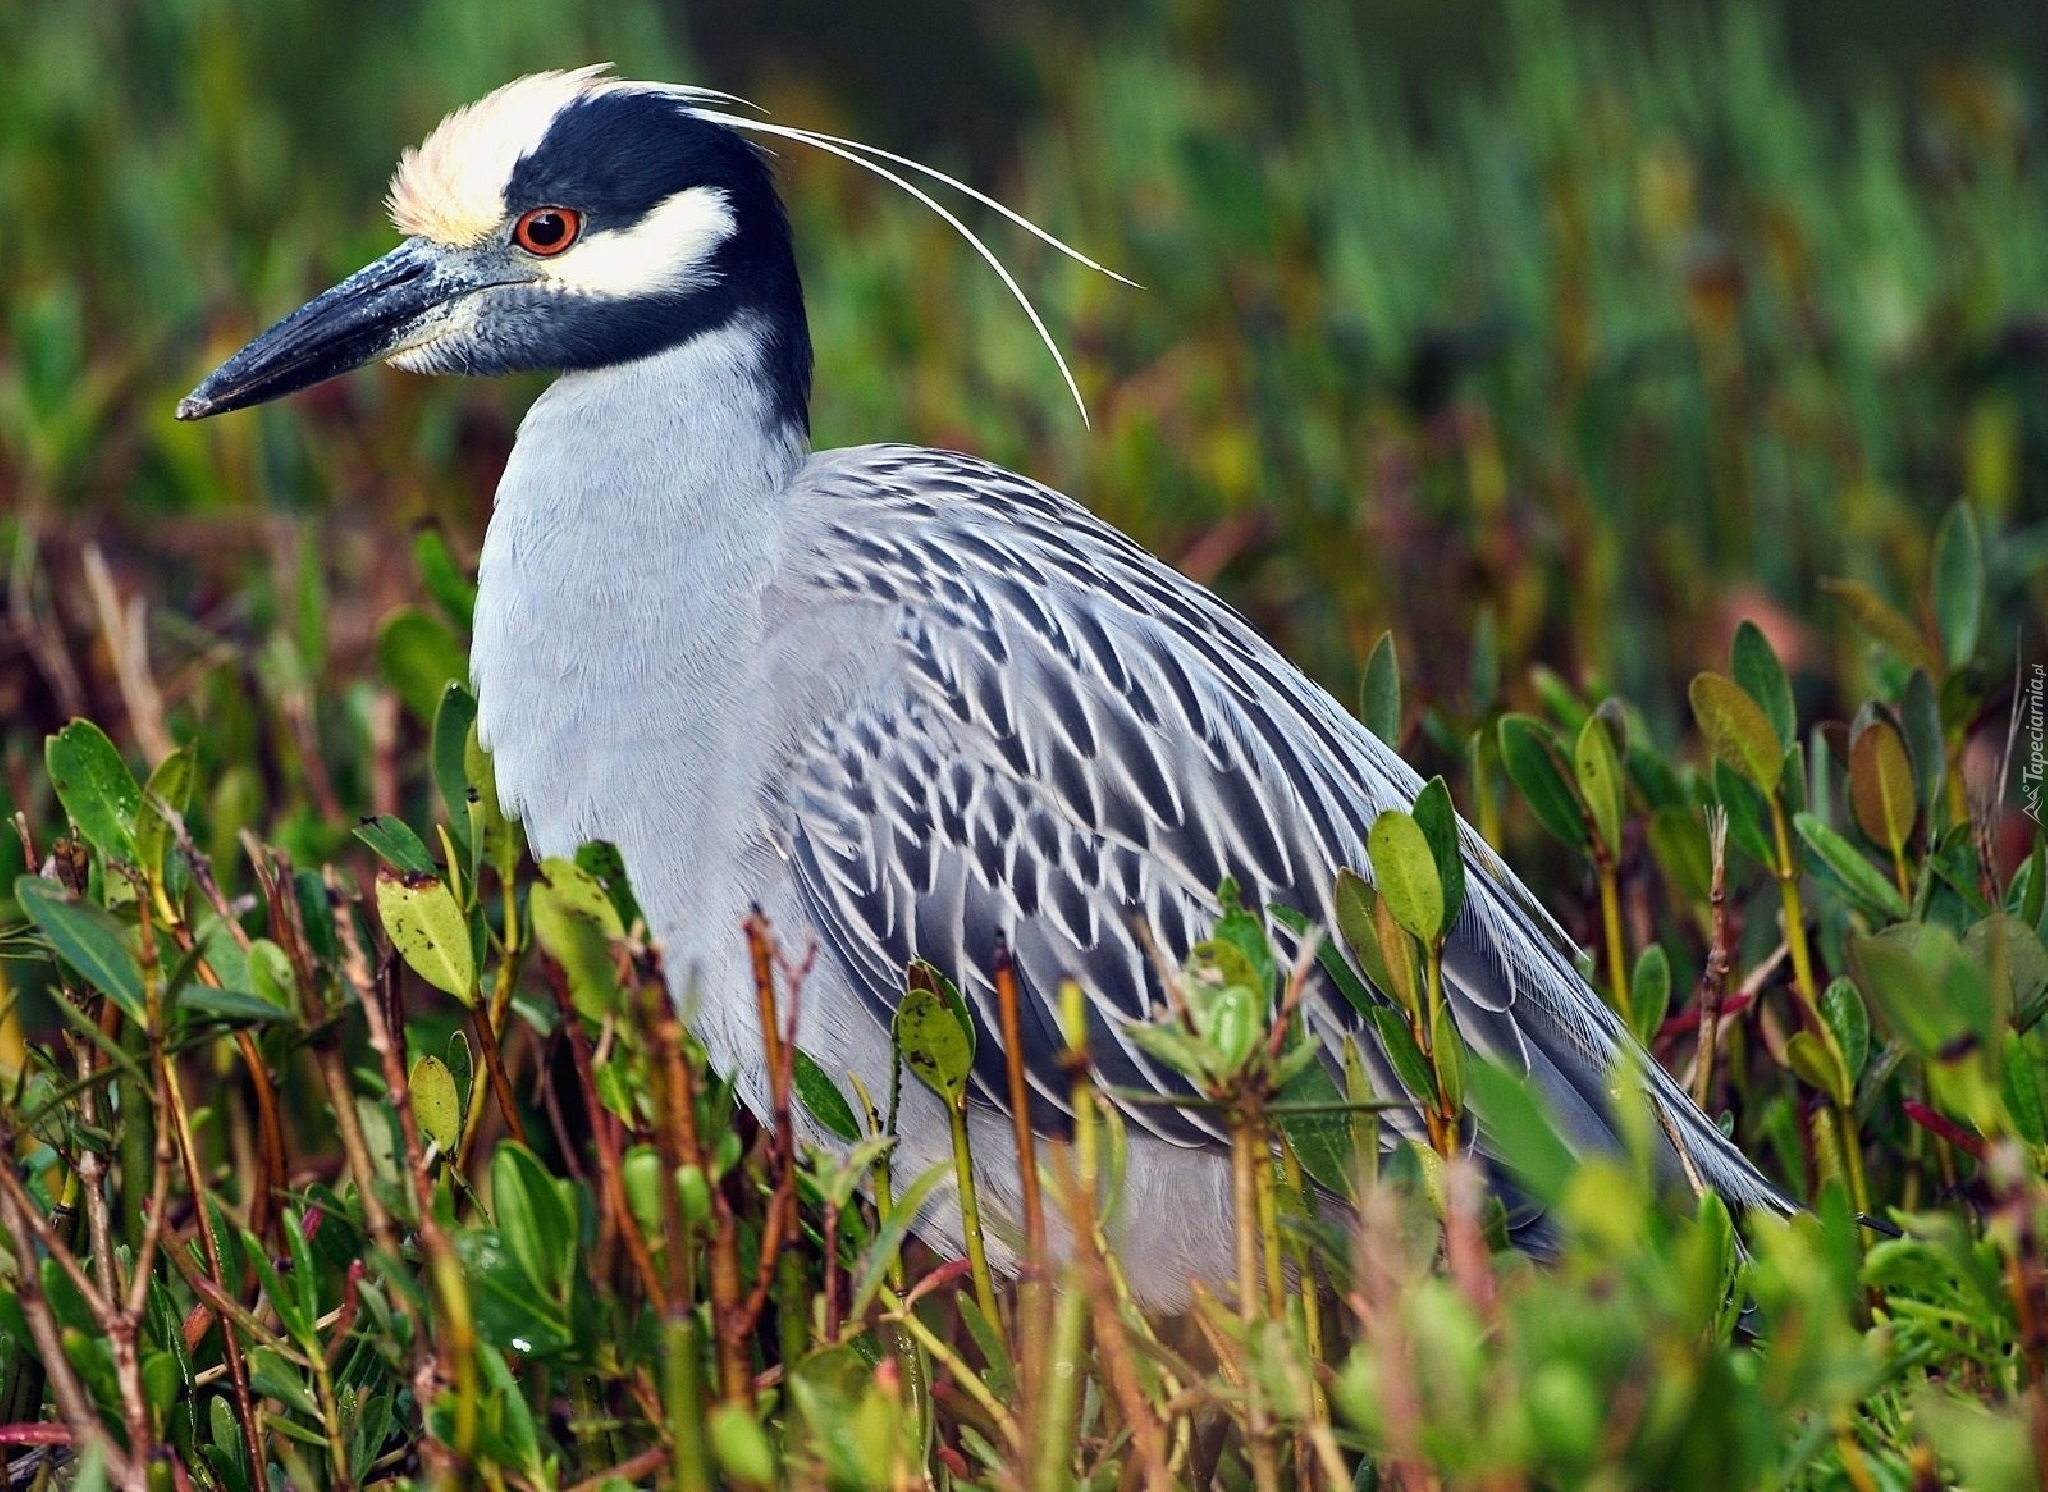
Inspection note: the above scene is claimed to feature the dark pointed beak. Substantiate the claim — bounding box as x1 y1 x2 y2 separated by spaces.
176 238 490 420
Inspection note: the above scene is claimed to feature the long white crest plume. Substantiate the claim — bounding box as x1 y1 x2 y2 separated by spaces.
670 90 1135 426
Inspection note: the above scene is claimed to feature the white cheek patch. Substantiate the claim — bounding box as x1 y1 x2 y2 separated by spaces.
538 186 737 299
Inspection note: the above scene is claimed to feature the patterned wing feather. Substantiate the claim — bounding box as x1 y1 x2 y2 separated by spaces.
779 445 1793 1220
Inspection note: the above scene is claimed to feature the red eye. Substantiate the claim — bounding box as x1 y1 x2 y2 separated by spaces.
513 206 582 256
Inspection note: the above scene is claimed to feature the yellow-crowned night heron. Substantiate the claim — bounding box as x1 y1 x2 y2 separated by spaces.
178 67 1791 1308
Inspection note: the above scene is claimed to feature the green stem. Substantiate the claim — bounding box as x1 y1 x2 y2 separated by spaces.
1257 1133 1286 1322
1596 855 1632 1022
1281 1140 1329 1473
663 1316 714 1492
1033 980 1099 1492
1835 1099 1872 1218
1232 1099 1283 1492
1768 795 1822 1013
947 1100 1001 1329
1423 938 1446 1049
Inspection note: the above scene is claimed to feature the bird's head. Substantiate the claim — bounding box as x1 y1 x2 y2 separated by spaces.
177 67 811 427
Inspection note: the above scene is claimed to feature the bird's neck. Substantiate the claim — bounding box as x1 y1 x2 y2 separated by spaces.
509 316 811 525
470 317 811 860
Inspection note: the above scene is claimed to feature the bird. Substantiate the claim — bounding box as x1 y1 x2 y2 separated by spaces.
177 66 1793 1309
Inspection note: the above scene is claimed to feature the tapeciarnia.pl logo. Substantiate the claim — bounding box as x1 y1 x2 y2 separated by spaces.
2024 661 2045 826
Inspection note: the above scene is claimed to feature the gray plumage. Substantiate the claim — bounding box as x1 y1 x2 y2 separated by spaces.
178 69 1794 1311
468 325 1789 1307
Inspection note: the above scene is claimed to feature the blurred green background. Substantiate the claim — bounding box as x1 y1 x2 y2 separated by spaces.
2 0 2044 851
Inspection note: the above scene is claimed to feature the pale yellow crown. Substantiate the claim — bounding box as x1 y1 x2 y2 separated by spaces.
386 65 616 247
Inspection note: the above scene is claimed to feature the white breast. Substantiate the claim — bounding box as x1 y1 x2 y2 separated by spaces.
471 321 807 879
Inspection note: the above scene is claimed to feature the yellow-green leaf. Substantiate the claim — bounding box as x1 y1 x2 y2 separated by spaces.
133 745 196 883
1848 716 1916 858
375 867 476 1004
1785 1030 1852 1107
1367 810 1443 943
530 859 625 1021
895 971 974 1106
1573 713 1625 856
1689 672 1784 793
411 1055 461 1151
1820 579 1933 670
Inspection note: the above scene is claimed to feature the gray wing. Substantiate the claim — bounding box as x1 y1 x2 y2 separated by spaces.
780 445 1792 1217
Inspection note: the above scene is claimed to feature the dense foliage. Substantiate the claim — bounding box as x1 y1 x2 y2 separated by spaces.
3 0 2046 1487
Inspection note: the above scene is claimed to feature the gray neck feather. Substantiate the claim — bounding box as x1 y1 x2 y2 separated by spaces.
470 318 810 866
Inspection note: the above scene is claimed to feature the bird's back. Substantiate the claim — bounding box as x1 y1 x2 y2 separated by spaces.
743 445 1792 1271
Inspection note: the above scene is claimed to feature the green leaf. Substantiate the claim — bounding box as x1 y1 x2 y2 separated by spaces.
1930 502 1983 666
1200 984 1260 1074
1848 712 1917 860
1850 923 1992 1058
46 719 141 862
178 982 295 1027
1899 669 1945 822
574 840 642 932
1968 915 2048 1031
457 1229 574 1359
1785 1031 1851 1106
413 524 477 631
1277 1056 1353 1197
1410 777 1466 932
1630 943 1672 1047
354 815 439 876
1647 807 1712 906
376 607 468 726
1572 713 1625 856
374 867 477 1003
955 1290 1017 1401
490 1143 576 1306
246 1344 317 1416
2000 1030 2048 1147
1465 1058 1576 1207
1367 810 1443 943
1821 978 1871 1083
709 1403 780 1487
432 684 479 876
1498 714 1591 850
15 876 145 1024
1430 1002 1464 1114
465 724 523 879
1713 761 1775 868
412 1055 461 1152
281 1208 324 1349
247 938 297 1013
1821 578 1934 670
1359 629 1401 743
794 1048 863 1143
133 745 196 882
1468 606 1500 715
1207 877 1278 1000
528 857 624 1020
895 965 974 1106
1330 869 1392 1005
1794 812 1910 924
1372 895 1424 1020
1126 1016 1216 1085
1528 665 1590 732
1689 672 1783 793
849 1160 952 1319
1731 621 1796 751
620 1146 667 1243
1365 1005 1435 1109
